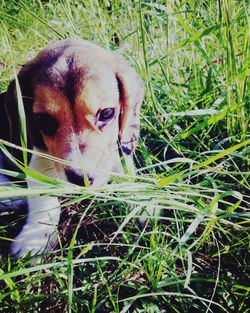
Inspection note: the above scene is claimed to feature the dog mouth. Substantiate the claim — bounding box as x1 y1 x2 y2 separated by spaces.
65 168 94 186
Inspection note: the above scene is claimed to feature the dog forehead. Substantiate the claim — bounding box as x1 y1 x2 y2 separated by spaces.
36 47 118 109
78 72 119 113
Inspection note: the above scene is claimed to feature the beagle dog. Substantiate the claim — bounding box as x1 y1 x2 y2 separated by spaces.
0 39 144 258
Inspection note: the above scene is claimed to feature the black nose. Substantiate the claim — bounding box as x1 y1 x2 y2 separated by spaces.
65 169 84 186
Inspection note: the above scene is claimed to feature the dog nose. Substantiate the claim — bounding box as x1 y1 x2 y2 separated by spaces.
65 169 94 186
65 169 84 186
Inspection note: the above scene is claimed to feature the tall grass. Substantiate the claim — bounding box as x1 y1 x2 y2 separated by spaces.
0 0 249 312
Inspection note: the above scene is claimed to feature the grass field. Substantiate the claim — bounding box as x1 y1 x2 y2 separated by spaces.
0 0 249 312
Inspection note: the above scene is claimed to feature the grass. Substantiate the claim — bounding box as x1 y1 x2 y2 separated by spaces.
0 0 249 312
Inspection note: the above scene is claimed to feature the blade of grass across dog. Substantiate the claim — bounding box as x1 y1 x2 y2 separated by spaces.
0 142 93 189
0 145 62 187
0 139 157 187
14 74 28 166
0 187 65 199
0 168 26 181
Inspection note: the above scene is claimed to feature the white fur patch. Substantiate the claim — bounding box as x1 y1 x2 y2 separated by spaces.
10 150 61 257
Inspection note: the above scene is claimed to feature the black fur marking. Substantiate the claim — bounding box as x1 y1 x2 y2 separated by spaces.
65 169 84 186
116 74 124 102
33 47 67 86
63 55 84 106
121 145 132 155
34 113 59 137
37 53 86 107
42 51 63 71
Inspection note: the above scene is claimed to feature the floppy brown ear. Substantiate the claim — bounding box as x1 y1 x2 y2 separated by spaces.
4 62 45 163
115 57 144 156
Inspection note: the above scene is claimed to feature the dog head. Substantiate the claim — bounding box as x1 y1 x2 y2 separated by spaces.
4 39 144 186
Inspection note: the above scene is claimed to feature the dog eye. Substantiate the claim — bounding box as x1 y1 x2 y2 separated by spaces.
98 108 115 122
34 113 59 136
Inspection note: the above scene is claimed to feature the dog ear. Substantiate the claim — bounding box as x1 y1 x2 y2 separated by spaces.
115 57 144 156
4 62 46 163
0 92 10 141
